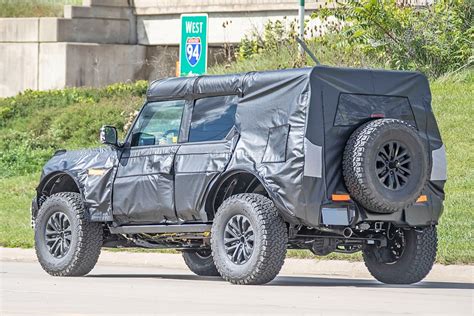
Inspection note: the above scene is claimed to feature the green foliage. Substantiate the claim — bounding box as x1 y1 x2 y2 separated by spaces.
233 0 472 78
225 14 382 73
314 0 473 77
0 0 81 17
211 31 377 75
0 82 147 178
237 19 299 62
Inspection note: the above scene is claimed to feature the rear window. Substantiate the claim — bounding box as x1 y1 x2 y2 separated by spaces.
188 95 237 142
334 94 415 127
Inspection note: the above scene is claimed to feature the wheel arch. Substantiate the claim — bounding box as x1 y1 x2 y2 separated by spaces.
34 171 83 218
204 168 279 220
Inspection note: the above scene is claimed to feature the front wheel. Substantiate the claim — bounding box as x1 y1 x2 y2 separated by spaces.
211 194 288 285
34 192 103 276
363 226 437 284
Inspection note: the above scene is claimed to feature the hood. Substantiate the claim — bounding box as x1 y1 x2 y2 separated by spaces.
41 146 117 181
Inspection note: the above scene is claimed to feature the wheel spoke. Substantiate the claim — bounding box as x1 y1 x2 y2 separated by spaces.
45 233 58 241
393 142 400 158
397 172 408 183
388 142 395 158
53 213 61 231
396 149 408 160
399 156 411 165
50 239 60 256
60 240 64 256
232 244 241 262
377 168 388 177
224 236 240 245
229 221 240 235
394 173 401 189
389 173 395 189
379 149 389 161
246 234 255 243
400 167 411 178
224 214 254 265
46 222 57 233
376 141 411 190
44 212 71 259
380 172 390 183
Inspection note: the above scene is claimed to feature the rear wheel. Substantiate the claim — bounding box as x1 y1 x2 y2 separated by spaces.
211 194 287 285
343 119 428 213
34 192 103 276
363 226 437 284
182 249 220 276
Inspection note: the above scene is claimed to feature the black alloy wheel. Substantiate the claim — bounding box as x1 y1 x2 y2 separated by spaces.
44 212 73 259
224 214 255 265
376 141 412 190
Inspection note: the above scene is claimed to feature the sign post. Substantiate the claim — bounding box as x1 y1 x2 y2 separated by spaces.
179 14 208 76
298 0 305 57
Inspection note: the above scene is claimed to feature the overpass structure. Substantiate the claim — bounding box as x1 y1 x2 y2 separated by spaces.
0 0 428 97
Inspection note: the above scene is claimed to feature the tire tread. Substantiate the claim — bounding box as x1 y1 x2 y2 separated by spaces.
35 192 102 276
363 226 437 284
343 119 427 213
211 193 287 285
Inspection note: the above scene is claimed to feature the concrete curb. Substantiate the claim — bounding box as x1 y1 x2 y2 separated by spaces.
1 247 472 283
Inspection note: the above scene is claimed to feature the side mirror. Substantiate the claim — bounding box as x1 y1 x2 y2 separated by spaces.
99 125 118 147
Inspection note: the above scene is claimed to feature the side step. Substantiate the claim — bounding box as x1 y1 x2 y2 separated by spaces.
109 223 212 234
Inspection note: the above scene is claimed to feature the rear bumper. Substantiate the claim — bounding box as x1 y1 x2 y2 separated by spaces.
320 190 443 228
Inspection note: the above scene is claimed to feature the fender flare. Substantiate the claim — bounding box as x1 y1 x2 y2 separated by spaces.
203 168 295 222
36 170 85 204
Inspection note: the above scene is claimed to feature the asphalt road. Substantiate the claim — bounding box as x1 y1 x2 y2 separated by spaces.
1 259 473 316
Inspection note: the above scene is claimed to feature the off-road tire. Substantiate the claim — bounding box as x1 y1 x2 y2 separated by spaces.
211 194 287 285
182 249 220 276
363 226 437 284
343 119 428 213
34 192 103 276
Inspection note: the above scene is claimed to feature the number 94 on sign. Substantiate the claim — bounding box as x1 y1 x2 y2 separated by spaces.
185 37 202 67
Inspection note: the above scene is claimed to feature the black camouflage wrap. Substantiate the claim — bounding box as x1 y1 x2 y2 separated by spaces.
34 66 446 227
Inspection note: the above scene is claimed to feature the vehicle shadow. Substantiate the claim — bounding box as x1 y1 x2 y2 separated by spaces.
87 274 473 290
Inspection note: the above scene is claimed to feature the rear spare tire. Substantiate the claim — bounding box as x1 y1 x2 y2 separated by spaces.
343 119 428 213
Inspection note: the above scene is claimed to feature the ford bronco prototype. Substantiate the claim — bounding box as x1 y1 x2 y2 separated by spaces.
32 66 446 285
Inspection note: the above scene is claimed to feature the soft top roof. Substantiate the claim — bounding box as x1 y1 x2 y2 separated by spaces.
146 66 427 101
146 67 313 100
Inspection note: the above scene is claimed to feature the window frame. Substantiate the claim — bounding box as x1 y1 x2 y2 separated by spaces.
185 94 238 144
123 99 186 148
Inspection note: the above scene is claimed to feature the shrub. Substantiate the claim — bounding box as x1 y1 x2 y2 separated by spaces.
314 0 474 77
0 82 146 178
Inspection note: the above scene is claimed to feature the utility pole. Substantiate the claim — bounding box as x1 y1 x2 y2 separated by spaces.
298 0 305 56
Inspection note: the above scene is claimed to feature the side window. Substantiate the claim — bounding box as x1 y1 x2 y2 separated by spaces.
188 95 237 142
130 100 185 147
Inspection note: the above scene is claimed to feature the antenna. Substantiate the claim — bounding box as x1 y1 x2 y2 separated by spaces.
296 37 321 65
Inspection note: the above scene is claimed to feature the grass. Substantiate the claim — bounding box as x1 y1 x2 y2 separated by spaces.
0 0 81 18
0 70 472 264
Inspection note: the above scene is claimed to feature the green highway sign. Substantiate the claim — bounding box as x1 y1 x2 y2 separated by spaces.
179 14 208 76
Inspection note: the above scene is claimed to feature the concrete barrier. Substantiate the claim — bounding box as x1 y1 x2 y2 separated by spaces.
0 18 39 42
0 43 39 97
0 0 432 97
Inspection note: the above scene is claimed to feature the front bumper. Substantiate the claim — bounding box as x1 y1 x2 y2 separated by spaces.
30 197 39 228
